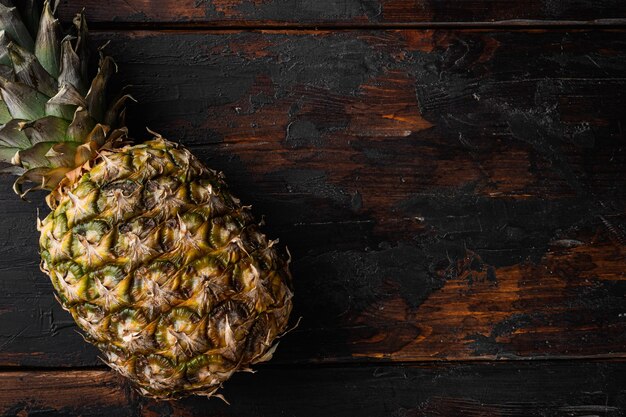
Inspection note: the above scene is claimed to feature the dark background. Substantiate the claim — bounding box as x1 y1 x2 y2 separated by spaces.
1 1 626 415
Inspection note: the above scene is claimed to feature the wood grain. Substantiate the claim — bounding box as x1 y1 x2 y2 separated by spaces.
0 29 623 366
56 0 626 26
1 362 625 416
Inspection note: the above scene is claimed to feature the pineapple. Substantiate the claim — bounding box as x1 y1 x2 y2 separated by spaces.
0 0 293 399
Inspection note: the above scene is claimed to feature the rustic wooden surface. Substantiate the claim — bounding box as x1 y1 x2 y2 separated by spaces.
1 1 626 416
2 362 626 416
57 1 626 26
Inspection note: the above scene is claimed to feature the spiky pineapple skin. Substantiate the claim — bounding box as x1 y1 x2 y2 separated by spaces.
38 137 293 398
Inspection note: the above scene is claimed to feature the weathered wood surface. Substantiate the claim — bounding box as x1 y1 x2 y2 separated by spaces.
0 29 624 366
1 362 625 416
56 0 626 26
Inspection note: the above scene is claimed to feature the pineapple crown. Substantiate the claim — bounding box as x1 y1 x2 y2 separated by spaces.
0 0 130 207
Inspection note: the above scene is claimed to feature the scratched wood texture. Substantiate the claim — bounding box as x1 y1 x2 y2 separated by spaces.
1 362 625 416
56 0 626 25
1 1 626 416
1 29 624 368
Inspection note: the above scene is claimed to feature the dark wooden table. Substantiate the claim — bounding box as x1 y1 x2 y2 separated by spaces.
1 1 626 415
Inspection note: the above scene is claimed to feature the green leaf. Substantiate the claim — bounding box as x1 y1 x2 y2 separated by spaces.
0 76 47 119
0 145 18 163
67 107 95 142
35 0 61 78
8 41 56 96
15 140 54 169
45 140 80 167
20 115 70 145
0 119 30 148
0 96 11 123
45 100 75 120
0 4 34 51
48 82 86 107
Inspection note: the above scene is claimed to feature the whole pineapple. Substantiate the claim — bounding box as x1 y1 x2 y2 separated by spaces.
0 1 293 399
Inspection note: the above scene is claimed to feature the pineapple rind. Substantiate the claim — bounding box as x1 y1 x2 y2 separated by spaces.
39 137 294 399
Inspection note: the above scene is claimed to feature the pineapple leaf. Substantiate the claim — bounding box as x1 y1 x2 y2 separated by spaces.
59 35 85 94
45 141 81 167
48 82 87 107
84 123 108 147
72 10 89 85
86 55 116 122
0 1 130 205
106 94 136 127
0 165 25 176
0 145 18 163
0 76 47 119
67 107 96 142
35 0 61 78
19 115 70 144
0 30 11 65
73 141 95 166
45 100 75 120
0 95 11 123
17 0 42 39
0 62 13 80
0 3 35 51
0 119 30 149
15 139 55 169
8 41 56 96
13 165 70 198
12 167 44 197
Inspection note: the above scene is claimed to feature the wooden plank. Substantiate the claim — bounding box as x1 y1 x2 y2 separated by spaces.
0 370 132 417
1 362 625 416
0 29 624 366
56 1 626 26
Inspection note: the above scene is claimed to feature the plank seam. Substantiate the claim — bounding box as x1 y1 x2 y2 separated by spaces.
81 19 626 32
1 356 625 372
